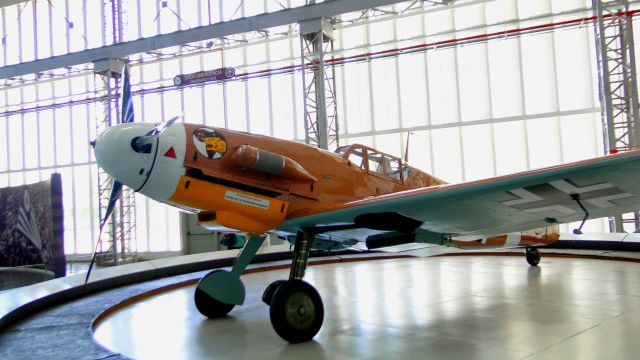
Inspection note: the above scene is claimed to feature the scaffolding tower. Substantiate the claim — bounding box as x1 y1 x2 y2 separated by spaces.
93 59 137 266
299 17 339 150
592 0 640 232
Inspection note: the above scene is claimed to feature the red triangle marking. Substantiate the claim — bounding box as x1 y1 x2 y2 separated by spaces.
164 146 177 159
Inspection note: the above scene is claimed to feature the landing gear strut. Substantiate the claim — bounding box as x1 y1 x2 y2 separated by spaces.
525 247 541 266
264 230 324 343
194 229 326 343
194 235 266 318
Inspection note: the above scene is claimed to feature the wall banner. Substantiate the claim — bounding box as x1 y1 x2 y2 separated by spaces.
0 174 65 277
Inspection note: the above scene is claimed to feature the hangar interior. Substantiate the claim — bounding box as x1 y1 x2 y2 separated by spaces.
0 0 639 269
4 0 640 358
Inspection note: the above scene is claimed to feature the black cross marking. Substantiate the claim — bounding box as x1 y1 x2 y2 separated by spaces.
502 179 633 215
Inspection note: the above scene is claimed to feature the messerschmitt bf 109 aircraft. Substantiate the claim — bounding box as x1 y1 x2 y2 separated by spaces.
90 68 640 343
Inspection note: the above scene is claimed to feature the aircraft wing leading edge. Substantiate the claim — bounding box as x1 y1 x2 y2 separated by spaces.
280 150 640 239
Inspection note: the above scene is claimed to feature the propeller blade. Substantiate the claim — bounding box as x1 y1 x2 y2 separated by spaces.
85 179 123 284
132 114 182 150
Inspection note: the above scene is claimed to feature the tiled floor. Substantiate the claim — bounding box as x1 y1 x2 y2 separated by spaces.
93 256 640 359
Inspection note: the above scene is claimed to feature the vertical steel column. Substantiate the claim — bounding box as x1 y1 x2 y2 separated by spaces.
93 59 137 265
93 0 136 264
592 0 640 232
94 65 117 264
299 17 338 150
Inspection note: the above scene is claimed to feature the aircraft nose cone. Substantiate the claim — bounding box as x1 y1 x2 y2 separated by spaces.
93 123 156 190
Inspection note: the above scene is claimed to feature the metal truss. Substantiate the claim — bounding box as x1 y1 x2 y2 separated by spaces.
593 0 640 231
300 18 339 150
0 0 432 80
93 0 136 265
93 63 137 266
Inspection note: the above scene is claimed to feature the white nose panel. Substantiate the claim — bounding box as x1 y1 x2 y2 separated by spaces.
94 123 156 190
137 123 187 201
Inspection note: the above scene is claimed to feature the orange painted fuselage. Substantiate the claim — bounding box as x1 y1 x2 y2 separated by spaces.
167 124 558 247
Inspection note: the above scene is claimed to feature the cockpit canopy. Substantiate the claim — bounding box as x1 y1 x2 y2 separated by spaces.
336 144 413 183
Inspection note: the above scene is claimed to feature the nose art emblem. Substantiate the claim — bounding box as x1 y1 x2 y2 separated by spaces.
164 147 177 159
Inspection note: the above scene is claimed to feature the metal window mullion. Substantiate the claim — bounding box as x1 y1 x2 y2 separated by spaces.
19 82 25 176
197 0 204 27
2 8 7 66
364 18 377 149
2 88 7 175
176 0 182 30
17 1 22 63
199 54 206 125
35 97 42 171
86 103 96 246
68 83 80 253
159 89 169 250
32 0 38 59
265 0 274 137
422 12 435 174
64 0 70 53
220 52 229 127
144 196 151 251
20 112 25 182
243 55 251 131
514 1 530 171
52 83 58 166
178 53 186 121
155 0 161 36
451 10 466 182
550 21 565 164
82 0 88 50
218 0 229 129
136 89 150 251
241 2 251 133
584 18 601 153
99 0 106 46
289 23 299 140
136 0 142 39
482 5 497 177
392 4 405 157
70 141 78 255
337 29 349 144
165 205 170 250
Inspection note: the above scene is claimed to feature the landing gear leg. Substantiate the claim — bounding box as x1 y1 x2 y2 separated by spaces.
194 235 266 318
266 230 324 343
525 247 541 266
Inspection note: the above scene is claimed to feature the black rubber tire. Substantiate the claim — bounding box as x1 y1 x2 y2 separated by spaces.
526 248 541 266
269 280 324 343
262 280 287 305
194 270 235 318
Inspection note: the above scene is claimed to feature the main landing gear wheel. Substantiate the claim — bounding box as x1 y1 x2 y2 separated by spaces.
262 280 287 305
194 269 236 318
269 280 324 343
526 247 541 266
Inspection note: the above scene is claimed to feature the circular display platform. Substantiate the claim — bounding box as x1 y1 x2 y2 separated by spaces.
93 256 640 359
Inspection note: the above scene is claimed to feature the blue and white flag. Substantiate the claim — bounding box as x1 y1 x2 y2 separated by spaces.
121 66 134 123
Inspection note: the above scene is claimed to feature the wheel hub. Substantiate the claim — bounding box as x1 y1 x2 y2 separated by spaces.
285 292 315 330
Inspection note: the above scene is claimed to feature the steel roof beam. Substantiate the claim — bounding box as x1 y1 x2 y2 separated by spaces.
0 0 431 80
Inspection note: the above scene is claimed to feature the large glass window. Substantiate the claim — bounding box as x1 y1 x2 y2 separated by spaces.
0 0 624 254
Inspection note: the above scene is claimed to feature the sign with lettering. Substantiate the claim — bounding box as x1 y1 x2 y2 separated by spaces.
174 67 235 86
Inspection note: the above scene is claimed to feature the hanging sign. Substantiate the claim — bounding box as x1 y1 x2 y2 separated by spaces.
173 67 235 86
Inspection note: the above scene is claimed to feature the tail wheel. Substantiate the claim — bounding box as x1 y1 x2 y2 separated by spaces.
269 280 324 343
526 247 541 266
194 269 235 318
